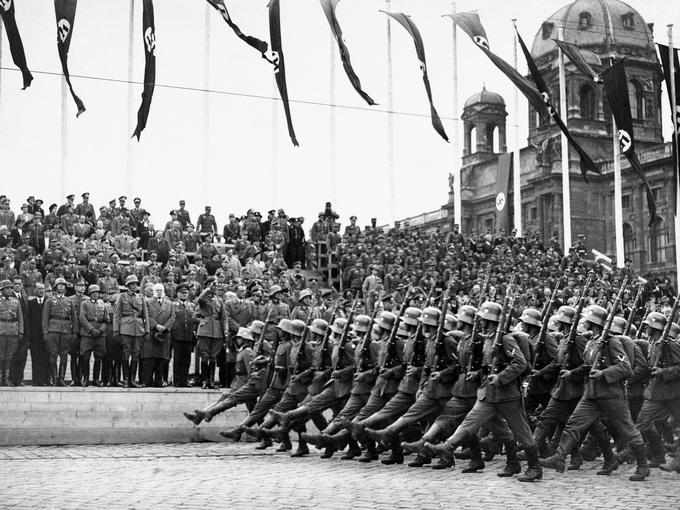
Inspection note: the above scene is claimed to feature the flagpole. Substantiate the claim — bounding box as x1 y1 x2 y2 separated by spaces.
0 22 3 118
450 1 462 228
610 54 625 269
669 24 680 289
61 80 68 199
272 82 279 207
558 27 571 254
329 37 337 205
512 19 522 237
386 0 395 221
202 2 211 206
126 0 134 195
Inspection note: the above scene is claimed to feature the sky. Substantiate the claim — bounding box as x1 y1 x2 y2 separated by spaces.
0 0 678 232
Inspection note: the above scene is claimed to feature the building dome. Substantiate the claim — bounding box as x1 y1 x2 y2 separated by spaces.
464 86 505 109
531 0 655 62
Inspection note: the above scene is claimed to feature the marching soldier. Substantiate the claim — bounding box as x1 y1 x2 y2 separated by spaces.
113 275 149 388
0 280 24 386
520 307 558 416
42 277 78 386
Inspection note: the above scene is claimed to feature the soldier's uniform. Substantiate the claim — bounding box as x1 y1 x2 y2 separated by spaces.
194 287 227 388
170 291 196 388
79 287 109 386
42 283 78 386
0 281 24 386
113 281 149 387
68 289 88 385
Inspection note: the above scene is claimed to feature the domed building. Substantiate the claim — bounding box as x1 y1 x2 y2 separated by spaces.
406 0 675 280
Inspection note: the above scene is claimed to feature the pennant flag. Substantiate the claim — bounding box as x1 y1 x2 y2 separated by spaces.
381 11 448 142
446 11 549 124
553 39 601 83
516 29 600 182
206 0 274 64
320 0 375 106
132 0 156 141
495 152 513 232
0 0 33 89
602 60 657 224
54 0 85 116
657 43 680 211
268 0 298 147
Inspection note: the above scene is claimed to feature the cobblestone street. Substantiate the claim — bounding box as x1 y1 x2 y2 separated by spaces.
0 443 678 509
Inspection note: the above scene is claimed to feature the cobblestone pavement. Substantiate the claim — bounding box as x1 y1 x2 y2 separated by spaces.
0 443 678 509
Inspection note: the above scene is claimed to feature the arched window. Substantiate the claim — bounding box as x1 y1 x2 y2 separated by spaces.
470 125 477 153
579 84 596 119
648 217 667 263
486 123 498 152
628 81 644 120
623 222 635 259
621 13 635 30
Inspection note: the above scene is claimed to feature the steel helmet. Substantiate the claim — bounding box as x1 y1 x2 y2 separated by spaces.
642 312 666 332
520 308 542 328
477 301 502 323
277 318 294 335
375 311 397 331
583 305 607 327
249 320 265 336
402 307 422 326
443 313 458 331
236 327 254 342
299 289 314 301
54 277 68 287
419 306 441 327
353 314 372 333
547 315 560 332
331 317 347 335
610 316 627 335
457 305 477 326
289 319 307 337
554 306 577 325
124 275 139 286
87 284 101 295
309 318 329 336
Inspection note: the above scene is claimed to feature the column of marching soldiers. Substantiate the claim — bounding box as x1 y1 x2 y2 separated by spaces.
181 272 680 482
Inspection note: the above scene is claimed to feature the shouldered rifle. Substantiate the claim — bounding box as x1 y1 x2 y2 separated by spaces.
532 279 561 371
333 296 359 371
381 286 414 370
409 283 436 367
432 279 459 372
561 273 594 371
358 308 380 372
623 277 647 337
589 277 628 372
489 278 518 375
252 308 273 369
317 304 338 370
292 311 314 376
653 293 680 369
477 273 490 307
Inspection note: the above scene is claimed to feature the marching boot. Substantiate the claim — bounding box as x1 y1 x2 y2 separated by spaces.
381 440 404 465
348 421 366 441
200 361 210 389
629 442 650 481
659 456 680 473
290 437 310 458
254 437 273 450
517 446 543 482
183 409 208 426
595 433 619 475
311 412 329 433
320 447 337 459
276 434 292 452
643 430 666 467
80 356 90 387
220 426 246 442
129 361 141 388
616 445 635 464
364 427 395 446
330 430 351 453
120 361 130 388
93 358 102 387
69 355 81 386
497 441 522 477
340 440 362 460
407 455 432 468
299 433 327 447
461 440 485 473
480 434 501 462
402 439 426 455
579 433 601 461
357 441 380 463
57 357 68 386
422 441 456 467
568 450 584 470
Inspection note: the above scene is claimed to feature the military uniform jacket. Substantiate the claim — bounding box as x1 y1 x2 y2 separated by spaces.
527 331 559 395
309 341 334 394
290 305 311 322
263 302 290 340
372 337 406 397
0 296 24 336
171 300 197 342
270 340 292 390
42 295 78 334
422 333 459 398
644 339 680 401
579 334 633 399
79 299 109 337
194 294 227 339
232 346 253 390
286 341 314 396
627 341 650 399
544 332 586 400
331 339 356 397
351 335 381 396
143 297 176 359
477 333 527 403
453 332 480 398
398 334 425 395
113 291 149 337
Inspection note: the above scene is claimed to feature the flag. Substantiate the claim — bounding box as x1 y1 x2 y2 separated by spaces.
54 0 85 116
381 11 448 142
446 12 549 124
0 0 32 89
132 0 156 141
601 60 657 224
320 0 375 106
206 0 273 62
495 152 512 232
657 43 680 211
516 29 600 182
553 39 601 82
268 0 298 147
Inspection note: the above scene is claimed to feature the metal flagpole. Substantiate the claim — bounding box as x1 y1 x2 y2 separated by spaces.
0 22 3 117
61 80 68 199
386 0 395 221
126 0 134 195
272 82 279 207
558 27 571 254
329 37 337 204
512 19 522 236
610 54 624 268
451 1 461 228
668 25 680 288
202 2 211 205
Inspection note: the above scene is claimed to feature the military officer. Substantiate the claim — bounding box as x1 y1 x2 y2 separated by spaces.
113 275 149 388
0 280 24 386
194 278 228 389
42 277 78 386
171 283 196 388
79 285 109 386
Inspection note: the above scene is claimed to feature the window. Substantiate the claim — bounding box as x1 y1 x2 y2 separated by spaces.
579 84 596 119
622 194 630 209
622 13 635 30
652 187 665 204
530 207 538 220
541 22 554 40
579 12 592 30
484 218 493 232
648 217 667 263
628 81 644 120
623 222 635 259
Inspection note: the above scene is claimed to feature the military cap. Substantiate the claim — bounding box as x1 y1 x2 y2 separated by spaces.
176 283 190 293
66 194 75 200
179 200 186 205
87 284 101 295
268 209 276 215
35 199 44 205
320 288 333 298
134 197 141 203
0 280 13 290
99 206 107 211
292 261 302 267
27 195 35 201
119 195 127 201
81 192 89 198
109 199 116 205
350 215 357 220
124 275 139 286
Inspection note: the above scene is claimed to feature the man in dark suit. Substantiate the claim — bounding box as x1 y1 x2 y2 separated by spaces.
26 283 49 386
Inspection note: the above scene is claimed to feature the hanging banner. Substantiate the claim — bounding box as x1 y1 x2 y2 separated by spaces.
320 0 375 106
132 0 156 141
54 0 85 116
657 43 680 212
268 0 298 147
553 39 601 82
381 11 448 142
495 152 512 233
0 0 33 89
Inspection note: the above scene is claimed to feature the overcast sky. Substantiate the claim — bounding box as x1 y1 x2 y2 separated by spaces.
0 0 677 231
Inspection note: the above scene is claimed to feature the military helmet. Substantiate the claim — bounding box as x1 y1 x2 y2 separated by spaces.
87 284 100 295
402 307 422 326
236 327 254 342
269 285 283 297
396 322 410 338
477 301 502 323
353 314 372 333
547 316 560 332
583 305 607 327
554 305 577 325
331 317 347 335
299 289 314 301
309 318 329 336
289 319 307 337
54 277 68 287
419 306 441 326
610 316 627 335
444 313 458 332
520 308 542 328
642 312 666 332
124 275 139 286
375 311 397 331
277 318 294 335
457 305 477 326
0 279 12 291
249 320 265 336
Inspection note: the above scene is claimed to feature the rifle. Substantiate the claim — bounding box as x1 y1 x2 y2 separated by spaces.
561 273 595 371
623 277 647 337
252 308 273 369
477 273 490 307
316 304 338 371
332 296 360 371
432 279 459 372
588 277 629 372
358 308 380 372
291 311 314 376
381 286 414 370
489 277 518 375
652 293 680 369
408 283 436 367
531 279 561 372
